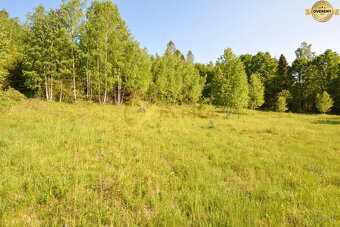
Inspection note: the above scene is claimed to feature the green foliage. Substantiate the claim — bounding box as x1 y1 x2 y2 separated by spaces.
295 41 315 61
23 5 64 101
277 54 294 91
240 52 278 109
212 48 249 113
0 10 23 86
195 62 214 98
0 87 26 109
291 57 314 112
315 91 334 114
276 96 288 112
148 42 203 105
278 89 292 102
1 5 340 116
249 73 264 112
0 22 9 84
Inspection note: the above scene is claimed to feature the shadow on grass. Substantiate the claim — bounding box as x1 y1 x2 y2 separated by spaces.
313 118 340 125
215 110 248 116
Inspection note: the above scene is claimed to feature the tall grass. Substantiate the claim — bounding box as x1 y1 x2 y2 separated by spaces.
0 100 339 226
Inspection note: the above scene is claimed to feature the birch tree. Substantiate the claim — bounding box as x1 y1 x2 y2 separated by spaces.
23 5 49 99
212 48 249 118
249 73 264 114
60 0 86 102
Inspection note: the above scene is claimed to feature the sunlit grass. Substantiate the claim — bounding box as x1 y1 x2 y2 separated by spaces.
0 100 339 226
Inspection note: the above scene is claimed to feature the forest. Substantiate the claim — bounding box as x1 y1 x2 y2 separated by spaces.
0 0 339 115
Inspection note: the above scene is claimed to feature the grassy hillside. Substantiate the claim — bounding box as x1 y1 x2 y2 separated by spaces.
0 100 339 226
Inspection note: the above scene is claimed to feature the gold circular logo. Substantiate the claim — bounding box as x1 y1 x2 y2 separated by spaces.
311 1 334 22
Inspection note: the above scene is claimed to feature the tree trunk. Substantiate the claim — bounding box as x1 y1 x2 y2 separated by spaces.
121 85 126 105
97 55 102 105
72 53 76 103
132 91 136 106
253 105 255 115
99 82 102 105
44 74 49 101
86 61 89 100
117 69 121 105
49 75 53 102
90 75 93 100
60 81 63 103
103 81 107 104
103 32 108 105
113 86 117 105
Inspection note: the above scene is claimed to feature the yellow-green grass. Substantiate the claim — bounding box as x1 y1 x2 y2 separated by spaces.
0 100 339 226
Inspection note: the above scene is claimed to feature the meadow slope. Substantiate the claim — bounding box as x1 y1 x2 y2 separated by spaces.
0 101 339 226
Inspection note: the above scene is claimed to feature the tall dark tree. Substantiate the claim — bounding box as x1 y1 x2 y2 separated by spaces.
195 62 214 99
291 42 316 112
240 52 278 110
277 54 293 91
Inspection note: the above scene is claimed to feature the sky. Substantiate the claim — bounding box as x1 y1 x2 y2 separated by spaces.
2 0 340 64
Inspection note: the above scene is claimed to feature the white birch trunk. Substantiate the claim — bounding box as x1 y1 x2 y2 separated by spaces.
44 74 49 101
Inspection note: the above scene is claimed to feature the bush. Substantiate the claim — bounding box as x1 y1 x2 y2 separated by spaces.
0 87 26 109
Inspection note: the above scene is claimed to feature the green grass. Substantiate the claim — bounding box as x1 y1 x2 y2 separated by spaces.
0 100 339 226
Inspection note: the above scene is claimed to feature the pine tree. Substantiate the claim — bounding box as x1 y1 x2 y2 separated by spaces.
277 54 294 91
316 91 333 114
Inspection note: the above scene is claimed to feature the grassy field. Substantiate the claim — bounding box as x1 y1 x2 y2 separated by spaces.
0 100 339 226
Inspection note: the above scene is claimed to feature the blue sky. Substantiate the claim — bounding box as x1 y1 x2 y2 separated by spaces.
2 0 340 63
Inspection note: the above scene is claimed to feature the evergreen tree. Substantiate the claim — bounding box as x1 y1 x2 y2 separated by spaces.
195 62 214 99
277 54 294 91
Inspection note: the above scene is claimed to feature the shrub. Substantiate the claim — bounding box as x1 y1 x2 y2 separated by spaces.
0 87 26 109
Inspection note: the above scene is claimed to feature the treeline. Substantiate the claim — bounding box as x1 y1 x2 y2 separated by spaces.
0 0 339 114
